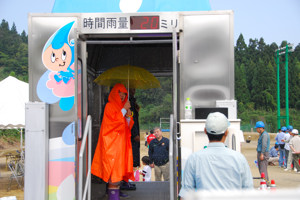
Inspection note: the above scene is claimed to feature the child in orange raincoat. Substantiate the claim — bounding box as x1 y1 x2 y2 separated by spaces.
91 83 135 200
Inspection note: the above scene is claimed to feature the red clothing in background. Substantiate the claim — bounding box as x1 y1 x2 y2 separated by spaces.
147 134 156 145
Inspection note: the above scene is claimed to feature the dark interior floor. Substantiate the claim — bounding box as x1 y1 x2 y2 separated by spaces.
92 181 170 200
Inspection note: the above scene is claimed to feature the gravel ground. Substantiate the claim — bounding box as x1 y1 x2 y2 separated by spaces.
1 131 299 199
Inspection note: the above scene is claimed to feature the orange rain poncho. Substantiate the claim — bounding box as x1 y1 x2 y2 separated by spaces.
91 83 135 183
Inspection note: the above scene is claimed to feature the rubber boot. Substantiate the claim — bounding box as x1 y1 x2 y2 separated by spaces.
108 188 120 200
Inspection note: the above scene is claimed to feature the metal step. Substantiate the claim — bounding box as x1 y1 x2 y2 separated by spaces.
92 181 170 200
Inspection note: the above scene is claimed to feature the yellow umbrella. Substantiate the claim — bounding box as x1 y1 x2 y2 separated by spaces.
94 65 161 89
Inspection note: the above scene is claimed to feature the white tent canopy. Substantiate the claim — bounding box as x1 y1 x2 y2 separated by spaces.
0 76 29 129
0 76 28 154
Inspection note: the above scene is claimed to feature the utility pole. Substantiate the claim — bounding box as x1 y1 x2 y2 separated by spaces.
275 44 294 129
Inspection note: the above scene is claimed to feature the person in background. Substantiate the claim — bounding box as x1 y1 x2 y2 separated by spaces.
284 125 294 171
144 132 149 147
91 83 134 200
289 129 300 173
255 121 270 184
149 127 169 181
147 129 156 147
275 127 286 168
282 125 291 169
140 156 152 182
129 88 141 170
179 112 253 199
277 129 281 133
268 144 279 166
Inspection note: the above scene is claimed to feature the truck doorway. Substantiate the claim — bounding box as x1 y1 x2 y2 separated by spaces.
79 33 179 200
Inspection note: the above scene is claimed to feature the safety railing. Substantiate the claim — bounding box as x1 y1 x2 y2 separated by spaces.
160 117 170 132
78 115 92 200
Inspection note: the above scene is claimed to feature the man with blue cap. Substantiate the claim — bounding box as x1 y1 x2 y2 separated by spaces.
255 121 270 184
179 112 253 199
267 143 279 166
275 126 286 168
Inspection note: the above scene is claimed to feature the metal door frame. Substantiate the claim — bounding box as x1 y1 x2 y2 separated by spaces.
75 37 88 199
170 28 179 200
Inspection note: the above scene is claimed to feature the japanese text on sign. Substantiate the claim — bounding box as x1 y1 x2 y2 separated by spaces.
81 14 179 33
83 17 129 30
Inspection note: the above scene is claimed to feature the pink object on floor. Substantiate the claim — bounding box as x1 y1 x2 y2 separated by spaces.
134 169 140 181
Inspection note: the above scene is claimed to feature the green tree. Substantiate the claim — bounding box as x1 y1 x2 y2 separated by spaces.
245 60 256 92
0 19 28 82
235 63 250 105
21 30 28 43
247 38 259 61
235 34 247 67
257 38 275 66
251 59 276 110
0 19 10 54
10 23 18 35
293 43 300 60
288 59 300 108
257 38 267 55
135 77 172 128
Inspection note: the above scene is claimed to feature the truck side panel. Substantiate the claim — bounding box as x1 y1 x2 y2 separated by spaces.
28 15 78 200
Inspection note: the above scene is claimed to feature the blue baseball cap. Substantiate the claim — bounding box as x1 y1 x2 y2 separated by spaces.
255 121 265 128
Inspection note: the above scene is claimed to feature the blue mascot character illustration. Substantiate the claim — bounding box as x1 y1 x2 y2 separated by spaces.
37 21 75 111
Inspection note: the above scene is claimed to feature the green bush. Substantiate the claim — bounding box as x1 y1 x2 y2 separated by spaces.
238 108 300 133
296 101 300 110
0 129 21 138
